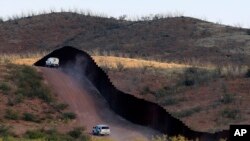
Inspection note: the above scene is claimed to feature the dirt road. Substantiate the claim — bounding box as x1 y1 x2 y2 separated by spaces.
39 67 159 141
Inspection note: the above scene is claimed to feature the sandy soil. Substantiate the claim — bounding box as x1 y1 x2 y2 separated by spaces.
39 67 159 141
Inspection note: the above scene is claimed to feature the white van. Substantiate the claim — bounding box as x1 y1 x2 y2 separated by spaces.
45 57 59 67
92 124 110 135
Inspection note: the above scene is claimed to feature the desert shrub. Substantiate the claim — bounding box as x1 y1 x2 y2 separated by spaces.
0 82 11 94
140 86 151 95
3 58 11 64
14 94 24 103
68 127 84 138
118 15 127 20
45 128 90 141
154 88 167 98
220 93 235 104
173 107 202 118
219 83 236 104
246 69 250 77
169 135 189 141
182 67 218 86
154 86 184 99
246 29 250 35
46 133 74 141
62 112 76 120
24 128 81 141
7 94 24 106
152 134 168 141
0 125 11 136
116 62 125 71
100 65 110 73
154 86 177 98
22 112 38 122
183 67 198 86
78 135 91 141
4 109 19 120
152 134 189 141
25 130 46 139
161 97 185 106
55 103 69 111
7 64 53 103
42 129 59 140
7 98 15 106
0 17 3 23
220 108 240 120
218 65 248 77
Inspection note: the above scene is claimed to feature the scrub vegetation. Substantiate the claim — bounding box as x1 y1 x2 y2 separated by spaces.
0 62 77 139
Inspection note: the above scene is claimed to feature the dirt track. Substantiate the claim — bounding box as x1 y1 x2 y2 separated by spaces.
39 67 159 141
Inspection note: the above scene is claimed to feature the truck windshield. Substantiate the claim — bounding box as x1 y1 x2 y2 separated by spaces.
101 127 109 129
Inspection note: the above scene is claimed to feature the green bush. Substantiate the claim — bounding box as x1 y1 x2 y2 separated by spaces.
173 107 202 118
55 103 69 111
7 64 53 103
45 134 73 141
161 97 185 106
4 109 19 120
43 129 61 140
62 112 77 120
25 130 46 139
155 88 167 98
78 135 90 141
7 98 15 106
23 129 79 141
68 127 84 138
0 82 11 94
42 128 89 141
44 128 86 141
220 93 235 104
7 94 24 106
22 113 38 122
14 94 24 103
246 69 250 77
182 67 218 86
140 86 151 95
0 124 11 136
221 108 240 120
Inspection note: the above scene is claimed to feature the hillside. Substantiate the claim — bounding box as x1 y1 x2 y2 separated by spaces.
10 53 250 134
1 12 250 66
0 62 91 140
97 56 250 132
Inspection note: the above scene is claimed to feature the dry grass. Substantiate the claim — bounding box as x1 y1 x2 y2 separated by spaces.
9 55 190 69
12 58 40 65
0 52 47 65
93 56 190 69
4 54 249 79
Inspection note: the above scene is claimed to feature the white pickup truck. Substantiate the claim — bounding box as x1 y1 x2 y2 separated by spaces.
45 57 59 67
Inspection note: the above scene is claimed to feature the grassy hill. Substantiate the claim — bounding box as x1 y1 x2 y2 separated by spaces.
1 12 250 66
